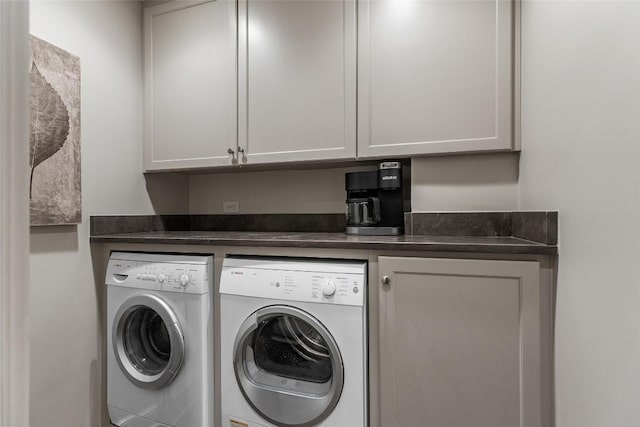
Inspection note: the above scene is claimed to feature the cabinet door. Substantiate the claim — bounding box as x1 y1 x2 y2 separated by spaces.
237 0 356 164
144 0 237 171
378 257 541 427
359 0 514 158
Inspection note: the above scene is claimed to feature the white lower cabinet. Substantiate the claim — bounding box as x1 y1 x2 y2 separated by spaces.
377 256 542 427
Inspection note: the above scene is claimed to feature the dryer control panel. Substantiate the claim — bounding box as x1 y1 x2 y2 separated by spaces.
106 252 213 295
219 257 366 307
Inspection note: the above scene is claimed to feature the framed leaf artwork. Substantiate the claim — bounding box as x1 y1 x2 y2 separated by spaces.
29 35 81 226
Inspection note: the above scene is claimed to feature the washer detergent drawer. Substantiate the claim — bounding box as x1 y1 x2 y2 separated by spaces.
108 405 170 427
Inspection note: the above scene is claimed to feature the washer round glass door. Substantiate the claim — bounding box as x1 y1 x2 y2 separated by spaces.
112 294 185 390
234 305 344 427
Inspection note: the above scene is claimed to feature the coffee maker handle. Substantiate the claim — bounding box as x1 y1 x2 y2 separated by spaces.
368 197 381 223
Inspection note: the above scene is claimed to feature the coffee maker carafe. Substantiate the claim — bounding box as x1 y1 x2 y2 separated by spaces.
346 171 381 226
345 162 404 235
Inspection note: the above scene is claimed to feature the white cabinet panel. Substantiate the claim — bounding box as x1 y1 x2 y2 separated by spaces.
238 0 356 164
144 0 516 171
378 257 542 427
359 0 514 157
144 0 237 171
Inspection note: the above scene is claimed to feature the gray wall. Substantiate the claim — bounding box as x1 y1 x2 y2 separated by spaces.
411 153 518 211
518 1 640 426
190 165 371 214
29 2 187 426
189 153 520 214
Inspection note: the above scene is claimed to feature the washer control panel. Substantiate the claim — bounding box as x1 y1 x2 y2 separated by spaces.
220 257 366 307
106 252 213 294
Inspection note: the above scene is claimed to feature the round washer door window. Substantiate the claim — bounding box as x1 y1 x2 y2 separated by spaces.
112 294 184 390
234 305 344 427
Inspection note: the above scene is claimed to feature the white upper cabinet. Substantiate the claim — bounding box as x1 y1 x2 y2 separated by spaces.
358 0 515 158
143 0 517 171
237 0 357 165
144 0 237 171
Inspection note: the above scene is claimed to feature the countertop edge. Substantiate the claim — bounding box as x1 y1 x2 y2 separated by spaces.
89 233 557 256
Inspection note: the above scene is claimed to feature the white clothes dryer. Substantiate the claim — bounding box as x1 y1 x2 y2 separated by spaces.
220 257 368 427
106 252 214 427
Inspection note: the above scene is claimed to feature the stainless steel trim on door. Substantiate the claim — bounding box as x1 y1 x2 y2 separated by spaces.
233 305 344 427
112 294 185 390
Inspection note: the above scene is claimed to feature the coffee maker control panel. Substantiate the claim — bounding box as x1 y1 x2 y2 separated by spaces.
379 161 402 189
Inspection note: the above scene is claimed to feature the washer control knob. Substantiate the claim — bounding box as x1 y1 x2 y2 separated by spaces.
157 273 166 283
180 274 190 287
321 280 336 297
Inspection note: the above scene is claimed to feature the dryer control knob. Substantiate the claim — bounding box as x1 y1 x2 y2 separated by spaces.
180 274 190 287
322 280 336 297
157 273 166 283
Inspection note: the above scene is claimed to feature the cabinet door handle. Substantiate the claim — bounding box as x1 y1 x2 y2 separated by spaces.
237 146 246 163
227 147 237 164
381 275 391 286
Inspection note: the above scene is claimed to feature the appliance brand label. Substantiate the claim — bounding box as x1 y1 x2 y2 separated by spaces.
381 175 398 180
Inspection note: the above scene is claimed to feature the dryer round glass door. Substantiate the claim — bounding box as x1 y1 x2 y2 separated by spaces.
112 294 185 390
234 305 344 427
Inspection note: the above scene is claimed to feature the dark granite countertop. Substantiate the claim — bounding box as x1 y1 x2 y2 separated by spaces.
90 212 558 255
90 230 556 255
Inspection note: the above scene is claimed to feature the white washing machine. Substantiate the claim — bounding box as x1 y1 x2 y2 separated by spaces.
106 252 214 427
220 257 368 427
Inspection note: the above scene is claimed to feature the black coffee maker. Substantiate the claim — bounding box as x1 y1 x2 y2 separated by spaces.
345 162 404 235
